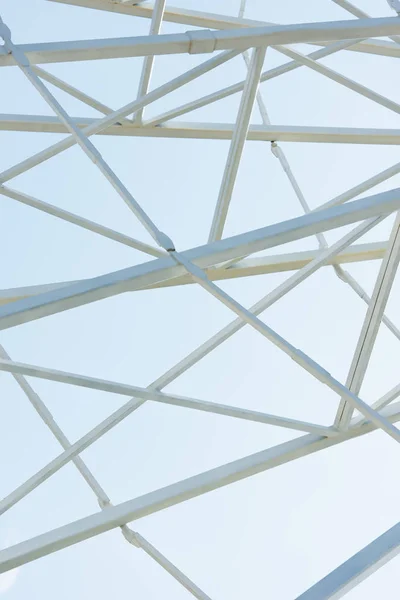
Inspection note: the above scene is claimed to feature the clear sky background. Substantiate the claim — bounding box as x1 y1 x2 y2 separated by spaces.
0 0 400 598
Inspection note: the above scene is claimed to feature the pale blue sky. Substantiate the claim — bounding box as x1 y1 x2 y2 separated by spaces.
0 0 400 598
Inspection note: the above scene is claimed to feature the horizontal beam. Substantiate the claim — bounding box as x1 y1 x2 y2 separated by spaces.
1 17 400 66
48 0 400 59
0 399 399 574
0 356 333 437
296 521 400 599
0 241 387 306
3 115 400 145
0 189 398 330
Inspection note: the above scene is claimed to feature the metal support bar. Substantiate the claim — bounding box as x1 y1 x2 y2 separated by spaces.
133 0 166 123
4 116 400 145
1 400 400 574
32 66 125 118
47 0 400 59
275 44 400 116
0 185 166 257
296 521 400 600
332 0 400 45
208 46 266 242
0 240 389 306
0 188 399 330
335 212 400 428
1 18 400 66
352 381 400 427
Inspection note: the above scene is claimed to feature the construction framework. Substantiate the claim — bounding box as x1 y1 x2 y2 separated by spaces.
1 0 400 598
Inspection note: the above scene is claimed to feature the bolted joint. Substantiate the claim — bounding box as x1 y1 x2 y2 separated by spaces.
186 30 217 55
97 498 112 510
121 526 140 547
333 265 347 282
270 141 279 158
5 43 30 67
156 231 175 251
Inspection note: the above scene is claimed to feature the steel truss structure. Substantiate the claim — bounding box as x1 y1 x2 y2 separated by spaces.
1 0 400 598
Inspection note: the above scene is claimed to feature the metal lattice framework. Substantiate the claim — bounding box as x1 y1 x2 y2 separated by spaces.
1 1 400 597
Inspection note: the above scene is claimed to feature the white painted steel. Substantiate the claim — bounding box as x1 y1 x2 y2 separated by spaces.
48 0 400 58
296 521 400 599
2 17 400 67
0 241 389 306
5 116 400 145
0 189 399 330
208 46 266 242
3 4 400 597
1 400 400 574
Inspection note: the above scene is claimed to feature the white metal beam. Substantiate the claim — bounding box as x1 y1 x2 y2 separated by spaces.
132 0 166 123
132 533 212 600
0 185 166 257
47 0 400 59
332 0 400 44
0 400 400 574
335 212 400 428
275 44 400 117
352 381 400 427
33 66 124 118
0 189 399 331
1 18 400 66
4 116 400 145
208 46 266 242
296 521 400 599
0 241 388 307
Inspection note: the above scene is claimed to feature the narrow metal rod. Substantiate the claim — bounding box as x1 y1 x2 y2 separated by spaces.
208 47 266 242
32 65 127 119
351 381 400 427
0 185 166 257
276 44 400 116
296 521 400 600
335 212 400 428
133 533 213 600
133 0 166 123
332 0 400 44
317 160 400 212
